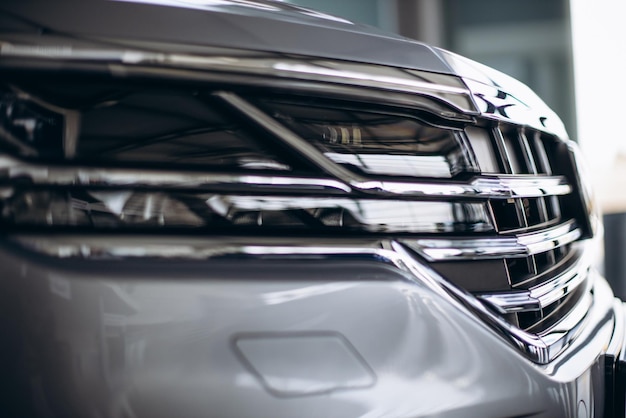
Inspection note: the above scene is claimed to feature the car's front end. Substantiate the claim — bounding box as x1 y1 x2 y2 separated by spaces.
0 1 624 417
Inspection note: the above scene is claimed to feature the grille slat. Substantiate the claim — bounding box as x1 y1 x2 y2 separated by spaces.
476 247 589 314
460 124 590 340
402 219 581 262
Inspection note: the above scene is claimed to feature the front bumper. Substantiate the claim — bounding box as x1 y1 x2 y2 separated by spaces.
0 235 624 418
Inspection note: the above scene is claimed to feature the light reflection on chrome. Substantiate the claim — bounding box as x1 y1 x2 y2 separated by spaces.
0 154 352 192
476 246 592 315
477 291 539 314
114 0 284 13
0 154 571 200
271 62 469 97
402 220 581 261
529 249 591 308
323 152 453 178
356 175 571 198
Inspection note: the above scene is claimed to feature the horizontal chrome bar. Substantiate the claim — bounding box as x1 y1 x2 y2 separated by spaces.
0 155 352 193
355 175 571 199
0 154 572 200
529 248 590 308
478 291 540 314
474 245 591 314
518 222 582 255
401 219 581 261
8 236 400 261
0 41 477 113
6 234 602 364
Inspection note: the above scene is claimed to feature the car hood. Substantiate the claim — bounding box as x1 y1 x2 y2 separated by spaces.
0 0 454 74
0 0 567 137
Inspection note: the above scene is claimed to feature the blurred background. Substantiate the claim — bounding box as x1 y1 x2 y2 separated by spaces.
285 0 626 297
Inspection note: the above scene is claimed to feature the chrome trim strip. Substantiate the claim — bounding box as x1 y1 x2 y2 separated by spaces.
518 130 539 174
517 220 582 255
0 156 352 193
480 283 593 358
353 175 571 198
492 128 514 175
529 248 589 308
0 41 477 113
6 234 601 364
474 245 591 314
401 219 580 261
8 237 398 261
270 61 468 95
393 240 602 364
471 175 572 198
478 291 539 314
0 154 572 200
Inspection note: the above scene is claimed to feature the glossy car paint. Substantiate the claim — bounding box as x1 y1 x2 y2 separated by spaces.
0 236 611 417
0 1 623 417
0 0 453 74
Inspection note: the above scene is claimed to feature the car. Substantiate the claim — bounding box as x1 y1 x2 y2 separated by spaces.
0 0 623 417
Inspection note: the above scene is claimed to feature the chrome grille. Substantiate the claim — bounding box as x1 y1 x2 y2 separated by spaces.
418 124 592 336
0 49 597 363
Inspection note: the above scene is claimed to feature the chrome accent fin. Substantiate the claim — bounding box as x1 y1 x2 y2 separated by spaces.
529 249 590 308
476 249 591 314
0 154 571 200
353 175 571 198
478 291 540 314
0 155 352 193
401 220 581 262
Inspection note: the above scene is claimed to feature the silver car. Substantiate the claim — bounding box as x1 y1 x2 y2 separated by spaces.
0 0 623 417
